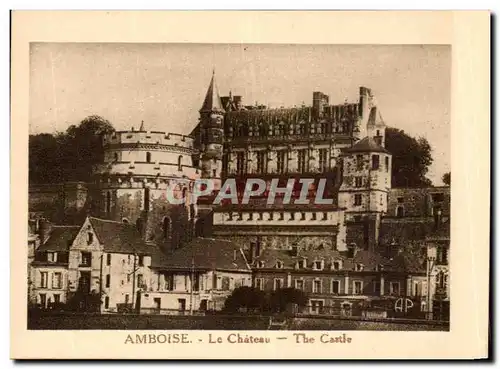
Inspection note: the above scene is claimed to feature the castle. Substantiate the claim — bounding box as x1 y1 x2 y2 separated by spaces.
28 71 450 319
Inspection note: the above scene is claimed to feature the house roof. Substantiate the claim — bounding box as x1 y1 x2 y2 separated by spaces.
345 136 389 154
151 237 251 271
88 217 152 255
37 226 80 252
253 247 392 272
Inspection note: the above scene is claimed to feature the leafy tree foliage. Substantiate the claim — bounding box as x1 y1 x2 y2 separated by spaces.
29 115 114 184
385 127 433 188
442 172 451 186
224 286 308 314
224 286 267 313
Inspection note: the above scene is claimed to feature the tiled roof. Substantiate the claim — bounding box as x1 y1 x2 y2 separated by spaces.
37 226 80 252
253 247 391 272
151 238 251 271
88 217 152 255
345 136 389 154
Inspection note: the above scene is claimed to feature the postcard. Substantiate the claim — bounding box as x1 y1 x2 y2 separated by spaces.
11 10 490 360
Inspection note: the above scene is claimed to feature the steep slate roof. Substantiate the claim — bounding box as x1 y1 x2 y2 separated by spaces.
253 247 391 272
151 238 251 272
199 71 225 113
345 136 389 154
37 226 80 252
88 217 151 255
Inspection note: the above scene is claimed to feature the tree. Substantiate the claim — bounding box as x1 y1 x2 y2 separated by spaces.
267 288 309 314
29 115 114 184
442 172 451 186
224 286 267 313
385 127 433 188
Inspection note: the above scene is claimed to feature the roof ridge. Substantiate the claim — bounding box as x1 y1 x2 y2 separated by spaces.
88 216 133 225
51 225 80 228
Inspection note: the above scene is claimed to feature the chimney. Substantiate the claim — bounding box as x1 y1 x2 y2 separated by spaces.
250 238 262 262
347 243 357 259
37 218 52 244
312 91 329 119
233 96 243 110
359 86 372 118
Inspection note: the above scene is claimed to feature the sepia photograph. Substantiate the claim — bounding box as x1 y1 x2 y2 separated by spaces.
27 43 451 331
10 10 490 360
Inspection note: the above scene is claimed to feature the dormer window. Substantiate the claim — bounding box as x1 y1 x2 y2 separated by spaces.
355 263 364 272
376 264 384 272
332 260 342 271
295 258 307 269
275 261 284 269
47 252 57 263
256 261 265 269
313 260 324 271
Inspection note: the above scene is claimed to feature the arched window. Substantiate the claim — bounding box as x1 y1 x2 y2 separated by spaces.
163 217 171 239
396 206 405 217
146 152 151 163
122 218 129 224
177 156 183 171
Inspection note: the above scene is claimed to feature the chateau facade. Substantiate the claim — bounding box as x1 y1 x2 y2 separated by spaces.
28 71 449 319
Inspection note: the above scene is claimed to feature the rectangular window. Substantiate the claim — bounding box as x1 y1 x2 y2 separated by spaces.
298 123 306 135
277 151 286 173
297 149 308 173
332 261 341 270
255 278 264 290
353 281 363 295
390 281 400 296
236 152 245 175
105 274 111 288
87 232 93 245
356 155 363 170
313 280 322 293
373 281 381 295
104 296 109 309
274 278 283 290
355 177 363 188
137 274 144 288
53 294 60 304
106 254 111 266
313 261 323 270
372 155 380 170
385 156 389 172
144 187 150 211
331 280 340 294
278 124 286 136
138 255 144 266
310 299 324 314
295 279 304 291
318 149 328 172
39 293 46 308
127 274 131 283
47 252 57 262
354 194 362 206
256 151 267 173
80 252 91 267
40 272 48 288
52 272 62 289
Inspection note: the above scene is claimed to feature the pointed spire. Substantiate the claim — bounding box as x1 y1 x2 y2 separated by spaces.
200 70 224 113
139 120 145 131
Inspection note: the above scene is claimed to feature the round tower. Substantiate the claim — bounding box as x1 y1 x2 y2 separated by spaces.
198 70 225 191
93 123 200 250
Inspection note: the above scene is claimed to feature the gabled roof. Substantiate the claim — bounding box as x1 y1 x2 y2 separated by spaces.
37 226 80 252
200 71 225 113
151 238 251 271
88 217 151 255
345 136 389 154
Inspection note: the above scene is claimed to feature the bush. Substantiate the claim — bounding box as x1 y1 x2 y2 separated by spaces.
224 286 267 313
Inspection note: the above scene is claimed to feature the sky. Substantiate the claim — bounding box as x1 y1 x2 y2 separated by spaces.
30 43 450 185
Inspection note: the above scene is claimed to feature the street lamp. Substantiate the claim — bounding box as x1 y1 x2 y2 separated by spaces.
426 243 437 320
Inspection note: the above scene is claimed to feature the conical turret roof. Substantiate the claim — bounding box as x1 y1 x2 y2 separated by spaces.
200 70 225 113
345 136 389 154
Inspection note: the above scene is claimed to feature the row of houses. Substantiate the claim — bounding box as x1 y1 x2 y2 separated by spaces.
28 214 449 318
